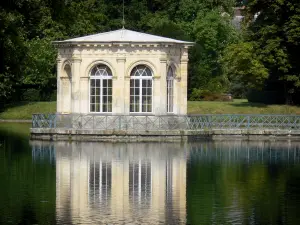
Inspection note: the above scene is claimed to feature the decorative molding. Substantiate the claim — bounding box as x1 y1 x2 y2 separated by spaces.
112 76 118 80
116 57 126 62
60 76 71 79
180 59 189 63
71 57 82 63
159 57 167 63
153 75 161 80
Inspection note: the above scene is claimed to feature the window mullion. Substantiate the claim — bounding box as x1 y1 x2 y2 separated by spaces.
100 78 103 113
139 78 142 113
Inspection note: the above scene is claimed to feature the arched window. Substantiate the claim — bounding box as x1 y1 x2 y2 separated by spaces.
130 65 153 113
90 64 112 112
167 67 174 113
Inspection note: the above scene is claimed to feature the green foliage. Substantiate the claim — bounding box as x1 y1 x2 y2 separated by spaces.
22 38 57 99
2 0 299 105
245 0 300 103
221 42 269 89
189 9 240 93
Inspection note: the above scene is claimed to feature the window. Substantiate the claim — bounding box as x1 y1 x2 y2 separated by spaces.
130 65 153 113
89 161 112 207
90 64 112 113
129 161 151 208
167 67 174 113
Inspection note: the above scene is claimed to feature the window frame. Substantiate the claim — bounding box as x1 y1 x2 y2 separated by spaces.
167 66 175 113
130 65 153 114
89 64 113 113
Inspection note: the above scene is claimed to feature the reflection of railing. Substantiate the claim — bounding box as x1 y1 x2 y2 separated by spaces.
32 114 300 130
31 143 56 163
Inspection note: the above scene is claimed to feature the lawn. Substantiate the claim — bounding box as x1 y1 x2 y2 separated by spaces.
0 101 56 120
1 100 300 120
188 99 300 115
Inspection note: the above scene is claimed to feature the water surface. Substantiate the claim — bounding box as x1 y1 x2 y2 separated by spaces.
1 123 300 224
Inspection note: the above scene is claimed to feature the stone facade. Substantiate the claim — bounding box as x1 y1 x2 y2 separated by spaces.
55 30 193 115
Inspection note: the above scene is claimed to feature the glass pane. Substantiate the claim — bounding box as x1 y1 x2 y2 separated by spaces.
147 88 152 95
96 80 100 87
135 80 139 87
90 104 95 112
108 79 112 86
102 104 107 112
135 87 139 95
108 104 112 112
91 79 95 86
130 88 134 95
103 79 107 87
91 88 95 95
108 96 112 104
95 103 100 112
95 88 100 95
147 104 151 112
147 96 151 103
108 88 112 95
91 96 95 104
96 96 100 103
142 88 146 95
130 104 134 112
102 95 107 104
135 104 139 112
103 87 107 95
135 96 140 104
130 80 134 86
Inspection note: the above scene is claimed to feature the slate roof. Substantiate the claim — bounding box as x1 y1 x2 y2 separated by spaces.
54 29 194 45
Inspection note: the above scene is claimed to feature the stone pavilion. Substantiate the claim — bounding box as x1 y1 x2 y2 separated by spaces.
53 29 193 115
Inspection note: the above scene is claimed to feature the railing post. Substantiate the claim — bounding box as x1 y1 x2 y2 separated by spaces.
247 115 250 129
54 114 56 128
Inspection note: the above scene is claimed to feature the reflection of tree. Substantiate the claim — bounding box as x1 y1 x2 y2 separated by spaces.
0 124 56 225
187 141 300 225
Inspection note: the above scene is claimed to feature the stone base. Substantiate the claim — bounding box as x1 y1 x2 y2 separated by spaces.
30 128 300 142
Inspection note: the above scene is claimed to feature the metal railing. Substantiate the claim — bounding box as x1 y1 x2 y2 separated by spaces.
32 114 300 130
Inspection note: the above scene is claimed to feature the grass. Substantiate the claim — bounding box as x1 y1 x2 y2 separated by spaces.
0 99 300 120
0 101 56 120
188 99 300 115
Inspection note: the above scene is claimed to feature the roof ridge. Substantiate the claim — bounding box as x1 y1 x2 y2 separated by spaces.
55 29 194 45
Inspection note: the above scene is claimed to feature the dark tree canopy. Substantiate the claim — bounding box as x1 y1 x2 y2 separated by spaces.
1 0 299 104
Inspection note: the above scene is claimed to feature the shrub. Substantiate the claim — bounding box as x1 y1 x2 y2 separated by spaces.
189 88 232 101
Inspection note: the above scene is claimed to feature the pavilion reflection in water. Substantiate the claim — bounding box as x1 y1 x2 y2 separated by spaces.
30 140 300 224
54 142 187 224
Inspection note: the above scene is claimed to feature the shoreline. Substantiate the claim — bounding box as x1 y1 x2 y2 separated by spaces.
0 119 31 123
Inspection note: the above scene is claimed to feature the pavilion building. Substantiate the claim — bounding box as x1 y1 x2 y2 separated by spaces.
53 29 193 115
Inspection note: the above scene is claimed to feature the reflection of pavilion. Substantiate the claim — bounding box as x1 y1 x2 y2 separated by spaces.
55 142 187 224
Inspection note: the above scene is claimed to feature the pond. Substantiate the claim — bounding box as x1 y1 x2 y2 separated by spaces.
1 123 300 224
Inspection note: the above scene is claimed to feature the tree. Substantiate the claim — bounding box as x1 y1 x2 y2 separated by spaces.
245 0 300 104
189 10 240 94
221 42 268 92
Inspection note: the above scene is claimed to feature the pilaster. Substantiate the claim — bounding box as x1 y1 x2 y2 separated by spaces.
71 56 82 113
115 55 126 114
158 57 168 115
80 76 89 113
179 48 189 115
56 57 62 113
